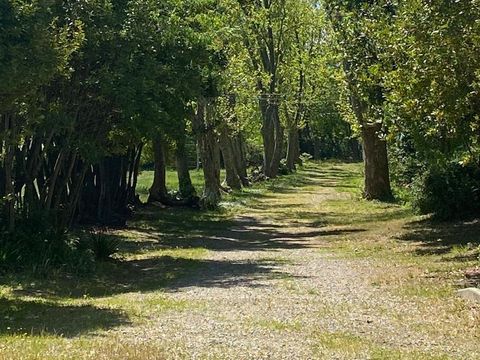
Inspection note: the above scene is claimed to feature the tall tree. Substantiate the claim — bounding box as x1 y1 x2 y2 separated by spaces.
324 0 393 200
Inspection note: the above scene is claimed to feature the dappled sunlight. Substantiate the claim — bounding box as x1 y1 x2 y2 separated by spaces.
1 161 478 359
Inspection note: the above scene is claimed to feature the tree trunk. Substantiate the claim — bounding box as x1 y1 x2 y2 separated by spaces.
271 106 284 175
260 99 283 178
286 127 300 172
219 125 242 190
3 113 16 233
232 134 249 187
44 149 67 210
148 136 168 203
260 100 275 177
53 152 77 211
200 134 221 209
192 97 221 209
129 143 143 204
362 123 392 200
66 163 88 229
195 140 201 170
175 136 196 199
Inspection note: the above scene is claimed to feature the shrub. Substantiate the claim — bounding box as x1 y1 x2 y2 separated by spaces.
0 228 96 276
0 212 97 275
410 163 480 220
87 232 120 261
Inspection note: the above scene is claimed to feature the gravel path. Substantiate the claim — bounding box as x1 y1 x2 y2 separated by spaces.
114 178 479 360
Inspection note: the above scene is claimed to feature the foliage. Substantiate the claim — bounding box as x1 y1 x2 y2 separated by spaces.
86 232 120 261
0 217 95 275
410 163 480 220
384 0 480 217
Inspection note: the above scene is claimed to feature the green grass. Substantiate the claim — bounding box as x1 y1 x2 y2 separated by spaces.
136 168 226 202
314 331 451 360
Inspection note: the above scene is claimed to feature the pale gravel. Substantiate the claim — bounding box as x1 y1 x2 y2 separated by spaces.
108 185 479 360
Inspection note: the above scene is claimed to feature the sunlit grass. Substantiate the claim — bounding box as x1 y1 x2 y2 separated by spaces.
136 168 226 202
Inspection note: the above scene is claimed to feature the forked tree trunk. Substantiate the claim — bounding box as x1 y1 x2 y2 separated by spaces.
148 136 168 203
175 136 196 199
362 123 392 200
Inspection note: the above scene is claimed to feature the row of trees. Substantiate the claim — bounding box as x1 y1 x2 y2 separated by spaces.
1 0 479 241
0 0 338 235
326 0 480 217
0 0 221 234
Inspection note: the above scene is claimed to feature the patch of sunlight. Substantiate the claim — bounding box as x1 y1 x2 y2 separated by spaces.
125 247 208 261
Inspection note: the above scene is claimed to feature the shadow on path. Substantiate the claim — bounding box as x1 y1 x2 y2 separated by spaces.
397 218 480 261
4 163 366 318
0 297 128 337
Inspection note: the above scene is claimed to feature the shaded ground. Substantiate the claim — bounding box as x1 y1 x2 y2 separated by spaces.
0 162 479 359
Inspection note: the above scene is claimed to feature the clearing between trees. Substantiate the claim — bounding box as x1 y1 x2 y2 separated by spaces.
0 162 479 360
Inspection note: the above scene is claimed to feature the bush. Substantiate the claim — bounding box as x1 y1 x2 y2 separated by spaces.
0 212 99 275
0 229 96 276
87 232 120 261
410 163 480 220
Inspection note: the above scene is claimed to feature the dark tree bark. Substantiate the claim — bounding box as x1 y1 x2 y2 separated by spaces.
232 134 249 187
195 140 201 170
285 33 305 173
129 143 143 204
3 113 16 233
362 123 392 200
175 136 196 199
260 99 283 178
237 0 286 180
219 125 242 190
148 136 168 203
